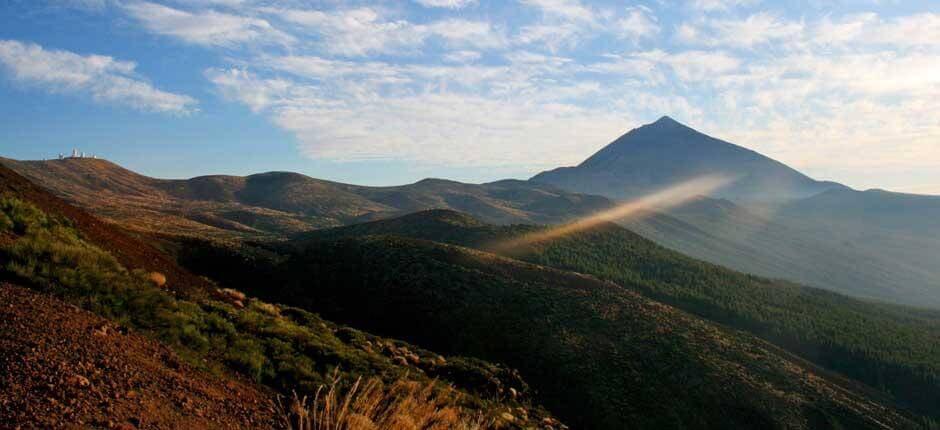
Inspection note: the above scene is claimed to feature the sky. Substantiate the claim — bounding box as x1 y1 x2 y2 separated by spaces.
0 0 937 193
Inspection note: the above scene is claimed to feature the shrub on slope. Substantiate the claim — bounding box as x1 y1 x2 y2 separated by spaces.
223 233 919 430
295 209 940 419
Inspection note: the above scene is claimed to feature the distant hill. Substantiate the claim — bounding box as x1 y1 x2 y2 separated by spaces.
0 157 613 238
777 188 940 238
621 196 940 308
293 209 940 420
531 116 846 202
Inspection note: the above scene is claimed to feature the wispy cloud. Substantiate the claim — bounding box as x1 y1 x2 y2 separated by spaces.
618 6 661 42
520 0 598 24
0 40 196 114
443 50 482 63
677 12 803 48
123 1 294 48
206 65 632 168
813 12 940 48
266 7 504 57
689 0 760 12
412 0 477 9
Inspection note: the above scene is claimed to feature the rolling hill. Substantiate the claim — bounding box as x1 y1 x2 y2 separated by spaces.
208 230 924 430
619 196 940 308
291 209 940 421
0 157 613 238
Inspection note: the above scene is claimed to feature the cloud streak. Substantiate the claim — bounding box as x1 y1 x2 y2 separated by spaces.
123 1 294 48
0 40 197 114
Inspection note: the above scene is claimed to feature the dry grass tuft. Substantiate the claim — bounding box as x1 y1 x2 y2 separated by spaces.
283 373 490 430
148 271 167 287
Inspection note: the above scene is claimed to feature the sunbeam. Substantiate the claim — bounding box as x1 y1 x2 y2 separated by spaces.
491 174 737 252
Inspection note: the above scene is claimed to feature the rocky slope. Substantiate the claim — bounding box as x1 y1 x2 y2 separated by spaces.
0 283 280 429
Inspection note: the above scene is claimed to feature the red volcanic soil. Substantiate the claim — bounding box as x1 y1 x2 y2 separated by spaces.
0 164 213 298
0 283 281 429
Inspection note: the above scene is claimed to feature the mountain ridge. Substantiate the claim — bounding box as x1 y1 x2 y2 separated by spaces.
532 116 848 202
0 157 615 237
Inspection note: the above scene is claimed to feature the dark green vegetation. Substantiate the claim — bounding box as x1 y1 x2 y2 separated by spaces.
0 193 557 427
174 216 927 430
292 209 940 422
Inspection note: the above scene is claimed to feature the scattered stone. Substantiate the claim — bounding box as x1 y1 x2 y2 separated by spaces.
69 375 91 388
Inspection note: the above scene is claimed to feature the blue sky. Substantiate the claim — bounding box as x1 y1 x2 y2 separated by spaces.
0 0 937 193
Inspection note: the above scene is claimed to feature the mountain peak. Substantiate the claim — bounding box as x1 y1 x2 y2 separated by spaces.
531 116 845 202
652 115 680 126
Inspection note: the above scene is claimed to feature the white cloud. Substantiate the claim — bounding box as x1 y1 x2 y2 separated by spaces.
413 0 477 9
872 13 940 47
0 40 196 114
520 0 598 24
443 50 482 63
514 23 585 51
514 0 606 50
207 67 632 168
618 6 660 42
630 49 741 82
269 7 504 56
689 0 760 12
677 12 803 48
812 12 940 48
123 1 294 48
813 13 877 45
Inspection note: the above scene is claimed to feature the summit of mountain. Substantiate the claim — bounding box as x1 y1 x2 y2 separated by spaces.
531 116 847 202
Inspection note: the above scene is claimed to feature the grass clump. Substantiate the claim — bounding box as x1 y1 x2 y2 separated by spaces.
283 373 488 430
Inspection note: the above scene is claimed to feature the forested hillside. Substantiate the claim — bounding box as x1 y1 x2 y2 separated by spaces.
295 209 940 420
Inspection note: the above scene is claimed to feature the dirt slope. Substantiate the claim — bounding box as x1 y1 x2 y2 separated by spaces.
0 283 281 429
0 163 214 298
